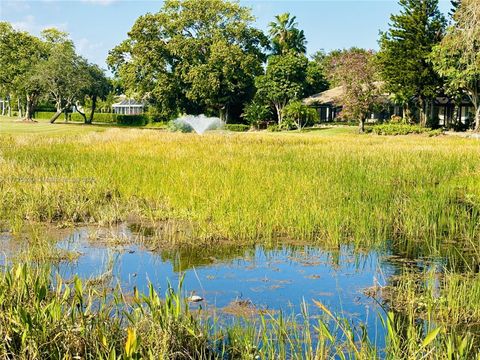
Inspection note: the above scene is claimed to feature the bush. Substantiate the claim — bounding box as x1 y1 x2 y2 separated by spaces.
368 124 443 136
242 102 271 128
225 124 250 132
267 124 281 132
282 101 319 130
389 115 403 124
116 114 149 126
168 119 194 133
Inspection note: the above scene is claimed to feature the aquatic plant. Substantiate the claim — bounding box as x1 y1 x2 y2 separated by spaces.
0 263 477 359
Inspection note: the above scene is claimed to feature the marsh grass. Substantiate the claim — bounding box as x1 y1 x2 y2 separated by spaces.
0 263 477 359
0 127 479 252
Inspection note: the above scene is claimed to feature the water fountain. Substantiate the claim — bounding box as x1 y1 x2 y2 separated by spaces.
174 114 224 135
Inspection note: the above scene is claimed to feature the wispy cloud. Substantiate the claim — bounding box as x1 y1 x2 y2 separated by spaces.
10 15 67 34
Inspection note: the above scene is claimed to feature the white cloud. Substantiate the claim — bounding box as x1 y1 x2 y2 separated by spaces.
10 15 36 32
2 0 31 13
76 37 103 57
10 15 67 34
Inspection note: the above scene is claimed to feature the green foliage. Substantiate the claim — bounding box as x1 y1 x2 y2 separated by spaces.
282 101 319 130
116 114 149 126
430 0 480 131
168 120 193 133
0 22 48 119
255 52 308 124
368 123 443 136
108 0 268 122
326 48 380 132
304 60 329 97
225 124 250 132
266 124 281 132
268 13 307 55
376 0 446 125
242 102 272 128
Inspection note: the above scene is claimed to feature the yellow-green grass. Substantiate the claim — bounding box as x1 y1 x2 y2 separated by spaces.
0 121 479 250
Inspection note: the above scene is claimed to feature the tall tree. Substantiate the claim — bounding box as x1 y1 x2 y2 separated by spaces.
268 13 307 55
255 52 308 125
327 49 381 133
431 0 480 131
81 64 111 124
0 22 47 120
35 32 90 123
377 0 446 125
108 0 268 122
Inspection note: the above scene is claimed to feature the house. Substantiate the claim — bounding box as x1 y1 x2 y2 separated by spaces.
303 82 392 123
112 97 144 115
304 84 476 128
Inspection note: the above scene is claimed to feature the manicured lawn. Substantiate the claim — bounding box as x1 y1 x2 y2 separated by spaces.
0 116 106 135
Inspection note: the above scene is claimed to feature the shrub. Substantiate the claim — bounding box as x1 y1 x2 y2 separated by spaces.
242 102 271 128
168 119 193 133
368 124 443 136
389 115 403 124
225 124 250 132
267 124 281 132
282 101 319 130
116 115 149 126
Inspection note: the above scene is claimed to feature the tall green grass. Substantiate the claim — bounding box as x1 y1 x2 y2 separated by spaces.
0 263 477 359
0 128 479 251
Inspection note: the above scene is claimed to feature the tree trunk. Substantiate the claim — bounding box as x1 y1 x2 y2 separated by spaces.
402 102 412 123
50 101 71 124
87 95 97 124
475 106 480 132
359 117 365 133
275 103 284 125
418 97 426 127
7 96 11 117
74 102 87 123
17 98 22 118
24 93 37 121
49 111 63 123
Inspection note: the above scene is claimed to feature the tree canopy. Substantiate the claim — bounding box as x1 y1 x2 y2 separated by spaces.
327 48 381 132
431 0 480 131
268 13 307 55
255 52 309 125
377 0 446 124
108 0 268 122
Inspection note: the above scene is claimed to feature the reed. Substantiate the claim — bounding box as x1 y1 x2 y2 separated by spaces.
0 125 479 251
0 263 476 359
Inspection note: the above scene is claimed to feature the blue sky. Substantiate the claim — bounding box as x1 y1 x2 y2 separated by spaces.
1 0 452 70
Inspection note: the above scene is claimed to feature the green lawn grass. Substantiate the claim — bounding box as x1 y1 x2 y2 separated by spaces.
0 116 107 135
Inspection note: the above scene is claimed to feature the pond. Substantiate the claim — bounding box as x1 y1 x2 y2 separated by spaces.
0 223 453 352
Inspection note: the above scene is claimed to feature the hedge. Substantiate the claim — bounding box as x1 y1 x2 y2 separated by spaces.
367 124 443 136
225 124 250 132
116 114 149 126
33 112 152 125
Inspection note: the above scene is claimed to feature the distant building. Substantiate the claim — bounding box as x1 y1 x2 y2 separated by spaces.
112 97 144 115
304 83 475 127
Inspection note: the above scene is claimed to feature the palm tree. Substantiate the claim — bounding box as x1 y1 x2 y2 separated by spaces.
268 13 307 55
